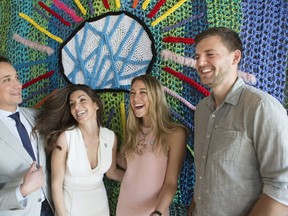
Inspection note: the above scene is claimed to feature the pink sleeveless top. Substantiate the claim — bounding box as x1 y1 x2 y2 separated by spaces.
116 130 169 216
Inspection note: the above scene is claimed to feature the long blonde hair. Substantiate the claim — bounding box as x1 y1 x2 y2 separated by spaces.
121 74 186 158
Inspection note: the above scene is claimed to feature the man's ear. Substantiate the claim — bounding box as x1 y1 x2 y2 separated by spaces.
233 50 242 64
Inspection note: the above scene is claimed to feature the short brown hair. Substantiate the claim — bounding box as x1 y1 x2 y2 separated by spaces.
0 56 10 63
195 27 243 53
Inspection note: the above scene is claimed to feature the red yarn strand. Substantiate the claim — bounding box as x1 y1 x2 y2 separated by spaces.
102 0 110 9
38 1 71 27
22 70 55 89
147 0 166 18
163 66 210 96
163 36 195 44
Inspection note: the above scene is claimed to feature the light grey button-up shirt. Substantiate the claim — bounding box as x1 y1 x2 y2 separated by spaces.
192 77 288 216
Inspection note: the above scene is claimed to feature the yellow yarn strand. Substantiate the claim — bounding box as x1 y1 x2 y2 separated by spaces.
151 0 187 26
74 0 87 15
19 13 63 43
142 0 151 10
186 144 194 158
115 0 121 9
120 102 126 139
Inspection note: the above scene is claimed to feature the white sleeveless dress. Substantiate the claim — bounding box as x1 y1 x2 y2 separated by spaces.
63 126 114 216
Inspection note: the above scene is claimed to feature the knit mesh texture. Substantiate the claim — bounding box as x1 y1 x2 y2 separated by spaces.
240 0 287 104
61 12 155 89
1 0 287 215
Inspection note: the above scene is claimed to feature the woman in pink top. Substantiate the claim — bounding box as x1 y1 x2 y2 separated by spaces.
116 74 187 216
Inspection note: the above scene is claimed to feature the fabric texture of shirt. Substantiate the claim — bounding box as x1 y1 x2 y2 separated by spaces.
192 77 288 216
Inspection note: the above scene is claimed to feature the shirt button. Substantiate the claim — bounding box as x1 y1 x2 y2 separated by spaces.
211 114 215 118
202 155 206 159
198 197 201 200
206 134 210 138
199 176 202 180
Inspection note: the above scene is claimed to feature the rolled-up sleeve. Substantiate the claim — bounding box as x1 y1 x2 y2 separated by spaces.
253 97 288 206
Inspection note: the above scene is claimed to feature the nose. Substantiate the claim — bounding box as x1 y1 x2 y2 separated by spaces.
133 92 142 101
196 55 207 67
130 92 137 99
74 102 81 109
15 79 22 88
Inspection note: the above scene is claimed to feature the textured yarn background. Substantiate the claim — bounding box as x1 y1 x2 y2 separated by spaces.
0 0 287 215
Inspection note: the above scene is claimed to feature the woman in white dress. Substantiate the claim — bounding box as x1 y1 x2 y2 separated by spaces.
34 84 124 216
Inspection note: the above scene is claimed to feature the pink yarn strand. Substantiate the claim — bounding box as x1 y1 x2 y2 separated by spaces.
163 86 196 111
161 49 195 68
13 33 54 56
53 0 84 23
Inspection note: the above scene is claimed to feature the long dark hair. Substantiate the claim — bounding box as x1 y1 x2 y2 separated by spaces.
33 84 103 154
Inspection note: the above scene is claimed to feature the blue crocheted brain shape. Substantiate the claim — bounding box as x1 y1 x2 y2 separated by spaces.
61 12 154 90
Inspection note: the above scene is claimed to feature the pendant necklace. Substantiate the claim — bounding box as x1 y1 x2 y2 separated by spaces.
140 127 154 145
136 127 155 155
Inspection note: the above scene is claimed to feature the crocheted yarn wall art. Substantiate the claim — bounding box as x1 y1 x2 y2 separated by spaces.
1 0 287 215
60 11 156 89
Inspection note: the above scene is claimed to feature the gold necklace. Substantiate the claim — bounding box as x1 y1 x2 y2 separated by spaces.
140 127 154 145
136 128 155 155
140 128 150 138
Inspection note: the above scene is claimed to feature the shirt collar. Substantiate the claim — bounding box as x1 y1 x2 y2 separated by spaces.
207 77 246 109
224 77 245 106
0 107 20 119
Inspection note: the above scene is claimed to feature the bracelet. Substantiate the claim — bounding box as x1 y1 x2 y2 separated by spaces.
150 210 162 216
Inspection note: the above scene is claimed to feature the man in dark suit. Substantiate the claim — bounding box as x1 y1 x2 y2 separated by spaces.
0 56 54 216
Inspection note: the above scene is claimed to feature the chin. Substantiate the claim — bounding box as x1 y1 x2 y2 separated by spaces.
134 113 143 118
15 99 23 104
133 111 146 118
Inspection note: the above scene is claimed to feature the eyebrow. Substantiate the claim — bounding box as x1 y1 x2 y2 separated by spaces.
194 49 217 58
130 87 147 91
69 94 87 101
204 49 217 52
77 94 87 98
196 49 217 54
0 74 12 81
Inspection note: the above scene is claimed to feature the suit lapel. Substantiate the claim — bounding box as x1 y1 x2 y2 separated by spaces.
19 108 46 166
19 107 35 127
0 120 32 164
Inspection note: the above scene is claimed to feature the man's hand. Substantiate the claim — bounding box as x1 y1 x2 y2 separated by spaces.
20 161 45 197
